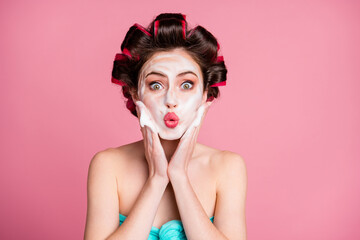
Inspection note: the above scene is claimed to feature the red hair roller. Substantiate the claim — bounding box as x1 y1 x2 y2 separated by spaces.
154 15 186 39
216 56 224 63
210 81 226 87
154 20 159 37
134 23 151 36
111 76 127 86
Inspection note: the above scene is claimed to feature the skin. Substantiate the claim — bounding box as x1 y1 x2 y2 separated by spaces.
84 48 247 240
133 48 208 140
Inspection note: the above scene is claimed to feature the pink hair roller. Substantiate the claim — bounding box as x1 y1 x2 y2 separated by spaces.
181 20 186 39
206 96 214 102
111 77 127 86
122 48 140 61
114 53 127 61
216 56 224 62
112 53 128 86
154 15 186 39
154 20 159 37
187 26 198 38
134 23 152 36
210 81 226 87
181 14 186 39
126 98 136 112
122 48 132 58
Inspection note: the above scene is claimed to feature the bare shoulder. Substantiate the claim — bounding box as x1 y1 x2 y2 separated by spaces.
89 140 144 171
196 143 246 174
216 150 247 186
218 150 247 171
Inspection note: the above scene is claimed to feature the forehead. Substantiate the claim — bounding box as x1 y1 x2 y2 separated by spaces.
139 49 202 78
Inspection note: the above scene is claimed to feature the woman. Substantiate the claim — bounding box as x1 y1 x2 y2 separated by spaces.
84 13 247 240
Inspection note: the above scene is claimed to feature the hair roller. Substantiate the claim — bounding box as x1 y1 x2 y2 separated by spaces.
111 76 127 86
186 25 218 62
152 14 187 45
206 61 227 88
114 53 127 61
111 53 130 86
181 19 186 39
122 48 132 58
187 26 197 38
134 23 152 36
154 20 160 37
216 56 224 63
121 24 152 60
181 14 186 39
206 96 215 102
210 81 226 87
126 98 136 112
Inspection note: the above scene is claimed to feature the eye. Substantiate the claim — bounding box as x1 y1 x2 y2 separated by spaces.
149 82 163 90
181 81 193 90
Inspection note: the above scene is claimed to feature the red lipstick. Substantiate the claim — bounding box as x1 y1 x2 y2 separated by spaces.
164 112 179 128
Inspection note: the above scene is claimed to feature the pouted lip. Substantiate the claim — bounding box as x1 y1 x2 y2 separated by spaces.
164 112 179 128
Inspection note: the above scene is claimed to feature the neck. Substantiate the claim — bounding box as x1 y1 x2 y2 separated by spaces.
159 137 180 161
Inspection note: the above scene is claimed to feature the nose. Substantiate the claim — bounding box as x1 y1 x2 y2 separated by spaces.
164 89 178 109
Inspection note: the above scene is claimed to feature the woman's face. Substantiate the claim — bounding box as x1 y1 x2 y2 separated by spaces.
136 48 207 140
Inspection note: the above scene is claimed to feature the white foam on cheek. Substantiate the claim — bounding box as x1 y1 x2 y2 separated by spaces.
136 101 158 134
139 108 157 132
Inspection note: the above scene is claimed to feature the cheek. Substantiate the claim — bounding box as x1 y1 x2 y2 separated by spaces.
142 94 163 118
183 92 203 110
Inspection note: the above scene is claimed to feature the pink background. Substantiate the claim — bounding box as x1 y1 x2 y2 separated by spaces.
1 0 359 239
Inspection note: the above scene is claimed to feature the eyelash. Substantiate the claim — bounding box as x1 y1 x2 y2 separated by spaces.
149 81 194 90
149 82 163 90
181 81 194 90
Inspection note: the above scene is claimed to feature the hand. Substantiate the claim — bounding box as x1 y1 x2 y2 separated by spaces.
167 101 212 179
135 101 169 182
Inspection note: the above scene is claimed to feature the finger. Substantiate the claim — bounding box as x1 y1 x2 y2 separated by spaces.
143 125 149 148
146 125 153 148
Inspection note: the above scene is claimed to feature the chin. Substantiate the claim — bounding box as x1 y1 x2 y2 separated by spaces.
158 130 184 140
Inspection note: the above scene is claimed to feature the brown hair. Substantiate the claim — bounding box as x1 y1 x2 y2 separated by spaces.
111 13 227 117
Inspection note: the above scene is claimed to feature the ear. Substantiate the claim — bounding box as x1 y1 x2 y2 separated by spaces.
202 89 208 104
129 88 139 102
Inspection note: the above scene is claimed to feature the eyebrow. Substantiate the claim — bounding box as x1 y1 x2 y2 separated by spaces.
145 71 198 78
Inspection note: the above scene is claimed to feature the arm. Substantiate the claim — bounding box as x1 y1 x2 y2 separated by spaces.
167 100 247 239
212 151 247 240
84 150 169 240
169 171 229 240
107 175 168 240
169 151 247 240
